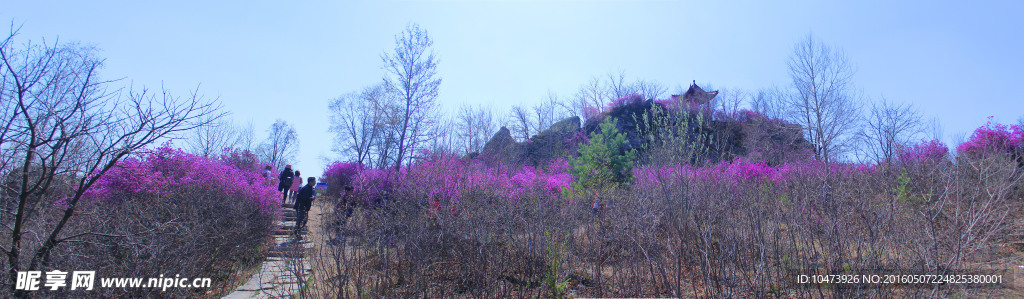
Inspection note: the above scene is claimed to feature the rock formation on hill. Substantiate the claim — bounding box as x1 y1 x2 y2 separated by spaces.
479 116 582 166
478 82 814 166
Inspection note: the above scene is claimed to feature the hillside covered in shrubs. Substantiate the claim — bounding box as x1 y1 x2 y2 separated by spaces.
312 90 1024 297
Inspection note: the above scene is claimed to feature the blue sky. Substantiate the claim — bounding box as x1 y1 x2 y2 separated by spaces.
4 0 1023 174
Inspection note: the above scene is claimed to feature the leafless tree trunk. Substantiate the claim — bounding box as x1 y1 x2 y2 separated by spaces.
382 23 440 172
0 28 220 292
257 119 299 171
785 34 861 162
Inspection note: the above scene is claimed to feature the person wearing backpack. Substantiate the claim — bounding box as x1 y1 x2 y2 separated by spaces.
278 164 295 203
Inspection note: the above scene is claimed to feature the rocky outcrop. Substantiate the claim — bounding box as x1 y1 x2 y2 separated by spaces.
581 99 814 165
479 127 526 165
479 89 814 166
479 116 581 166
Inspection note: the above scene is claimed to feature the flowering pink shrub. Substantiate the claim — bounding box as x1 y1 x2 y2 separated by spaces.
956 120 1023 157
321 161 364 197
605 94 644 111
899 139 949 165
83 145 280 215
344 156 573 214
633 158 876 192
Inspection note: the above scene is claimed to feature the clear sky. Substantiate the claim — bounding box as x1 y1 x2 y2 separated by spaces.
4 0 1023 175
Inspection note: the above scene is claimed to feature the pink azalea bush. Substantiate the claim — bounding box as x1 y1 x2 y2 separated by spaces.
634 157 877 195
956 120 1024 157
605 93 644 111
83 145 280 215
59 144 279 297
321 161 364 198
899 139 949 165
335 156 572 214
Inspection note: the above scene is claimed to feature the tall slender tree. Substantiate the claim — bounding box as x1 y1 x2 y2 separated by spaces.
381 23 440 172
785 34 861 162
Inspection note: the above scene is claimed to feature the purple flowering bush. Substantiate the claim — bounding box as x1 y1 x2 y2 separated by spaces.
321 161 364 198
899 139 950 166
957 120 1024 158
83 145 280 214
53 144 279 297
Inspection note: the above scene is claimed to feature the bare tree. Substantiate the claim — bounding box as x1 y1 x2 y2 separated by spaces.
382 23 441 171
456 104 495 154
567 77 608 119
927 117 944 142
750 87 786 119
533 91 564 133
509 105 533 141
606 70 637 99
785 34 861 162
634 79 667 101
329 84 388 165
563 73 666 119
0 28 220 290
427 116 458 156
257 119 299 170
859 97 923 166
184 116 238 157
708 87 745 117
233 120 256 153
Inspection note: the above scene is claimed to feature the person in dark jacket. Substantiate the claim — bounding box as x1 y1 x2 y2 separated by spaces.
278 164 294 203
294 176 316 233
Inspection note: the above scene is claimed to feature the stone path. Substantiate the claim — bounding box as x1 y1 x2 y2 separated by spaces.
224 202 314 298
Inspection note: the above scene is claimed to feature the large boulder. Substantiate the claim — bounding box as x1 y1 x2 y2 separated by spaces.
526 116 581 162
478 116 581 166
479 127 526 165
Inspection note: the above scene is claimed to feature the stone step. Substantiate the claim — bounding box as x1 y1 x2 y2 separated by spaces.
281 210 296 217
267 251 305 258
281 203 295 209
272 229 303 235
274 237 310 244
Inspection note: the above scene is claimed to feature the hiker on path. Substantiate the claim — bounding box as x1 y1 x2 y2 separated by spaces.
278 164 295 203
262 165 273 183
289 171 303 204
295 176 316 233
